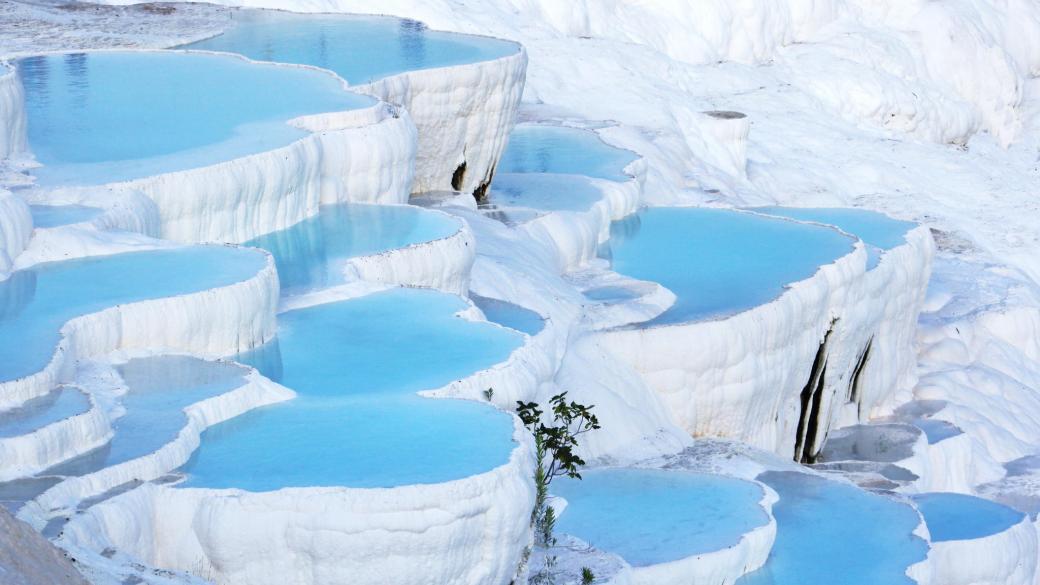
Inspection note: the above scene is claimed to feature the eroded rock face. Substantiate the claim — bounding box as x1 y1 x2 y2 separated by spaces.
0 506 89 585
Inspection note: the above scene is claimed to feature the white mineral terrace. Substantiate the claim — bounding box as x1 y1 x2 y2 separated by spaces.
1 2 1039 585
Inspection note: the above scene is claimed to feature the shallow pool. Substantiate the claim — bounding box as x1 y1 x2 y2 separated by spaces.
603 208 855 325
0 246 268 384
19 51 371 186
489 173 603 213
182 11 518 85
552 468 769 567
912 419 963 444
29 204 102 228
751 207 916 270
913 493 1024 542
179 288 523 491
0 387 90 437
498 124 637 182
46 356 248 477
245 204 458 294
471 295 544 336
737 471 928 585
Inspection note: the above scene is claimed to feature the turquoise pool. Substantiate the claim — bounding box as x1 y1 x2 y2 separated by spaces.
245 204 458 295
0 246 268 384
19 51 371 186
179 288 523 491
737 471 928 585
498 124 637 182
0 387 90 437
489 173 604 213
46 356 248 477
603 208 855 325
552 468 769 567
29 205 102 228
182 11 518 84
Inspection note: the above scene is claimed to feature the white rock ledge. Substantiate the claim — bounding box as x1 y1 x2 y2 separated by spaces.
17 49 417 245
58 419 536 585
0 188 32 278
927 515 1038 585
0 249 279 410
615 481 777 585
597 219 934 461
0 388 111 483
345 206 477 296
513 172 644 274
0 62 27 161
18 359 295 530
354 45 527 197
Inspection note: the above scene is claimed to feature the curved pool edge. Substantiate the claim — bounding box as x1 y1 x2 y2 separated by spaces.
0 189 32 277
623 476 778 585
56 410 536 585
0 248 279 411
0 386 110 483
595 210 934 461
924 510 1037 585
10 48 417 245
356 47 527 197
595 218 867 456
343 205 477 295
514 173 644 273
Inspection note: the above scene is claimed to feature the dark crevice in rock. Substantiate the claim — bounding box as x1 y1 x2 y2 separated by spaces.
451 161 467 191
473 165 495 203
794 326 834 464
848 337 873 417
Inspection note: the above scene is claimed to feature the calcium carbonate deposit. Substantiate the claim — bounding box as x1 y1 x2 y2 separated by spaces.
1 0 1039 584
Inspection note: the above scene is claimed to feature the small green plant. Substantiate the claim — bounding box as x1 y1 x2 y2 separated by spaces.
517 392 600 584
581 567 596 585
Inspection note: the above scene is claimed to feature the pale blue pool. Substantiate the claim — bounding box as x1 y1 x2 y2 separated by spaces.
913 493 1024 542
19 51 371 187
489 173 603 213
552 468 769 567
0 387 90 437
179 288 523 491
751 207 916 270
472 295 544 336
604 208 855 325
0 246 268 384
737 471 928 585
912 419 963 444
245 204 458 295
29 205 102 228
47 356 248 477
498 124 637 182
182 11 518 84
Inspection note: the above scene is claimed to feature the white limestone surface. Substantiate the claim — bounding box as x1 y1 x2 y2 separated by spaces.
58 418 536 585
18 359 295 530
927 515 1038 585
597 235 867 458
803 224 935 458
355 46 528 197
0 62 27 161
597 218 933 461
0 389 110 483
35 81 416 244
512 172 644 274
0 249 279 411
0 188 32 277
345 207 476 296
